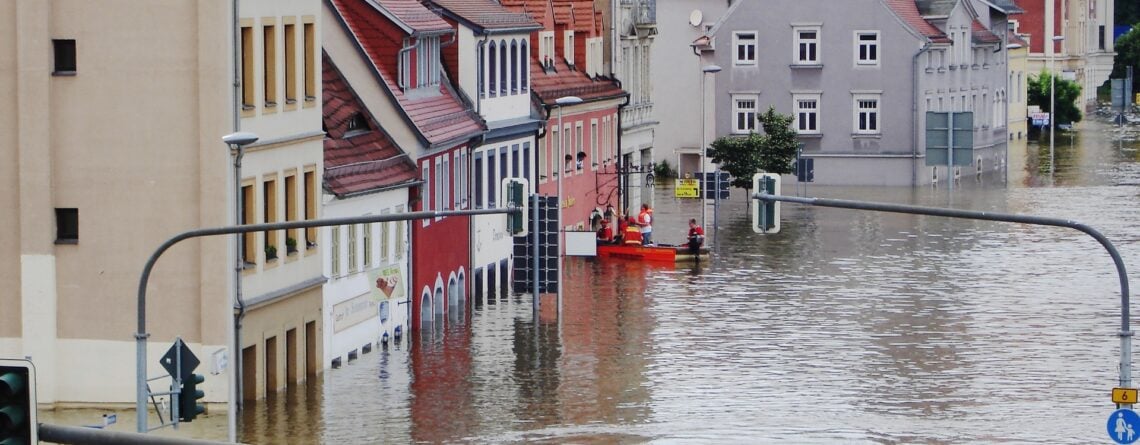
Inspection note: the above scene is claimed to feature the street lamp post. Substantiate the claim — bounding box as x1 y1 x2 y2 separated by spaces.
1049 35 1065 176
699 64 721 230
222 131 257 442
553 96 582 316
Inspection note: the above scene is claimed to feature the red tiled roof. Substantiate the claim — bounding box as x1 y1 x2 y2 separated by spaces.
551 0 596 34
884 0 951 44
372 0 452 34
430 0 540 31
530 57 627 105
329 0 484 147
501 0 550 28
322 53 418 197
971 19 1002 44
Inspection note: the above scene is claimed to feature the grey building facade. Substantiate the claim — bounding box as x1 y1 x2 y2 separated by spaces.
699 0 1016 186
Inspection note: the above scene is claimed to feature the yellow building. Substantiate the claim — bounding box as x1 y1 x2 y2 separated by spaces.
0 0 323 409
1008 32 1029 141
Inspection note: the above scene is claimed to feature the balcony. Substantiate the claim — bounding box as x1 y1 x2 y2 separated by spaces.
621 103 654 129
622 0 656 31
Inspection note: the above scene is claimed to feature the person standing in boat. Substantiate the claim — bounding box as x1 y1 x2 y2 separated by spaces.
637 204 654 246
623 216 643 245
687 219 705 252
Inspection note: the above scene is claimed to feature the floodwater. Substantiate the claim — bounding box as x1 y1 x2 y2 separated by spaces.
130 117 1140 443
226 118 1140 444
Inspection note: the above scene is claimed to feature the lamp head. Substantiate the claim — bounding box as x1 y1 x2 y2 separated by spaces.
222 132 259 147
555 96 584 106
702 64 722 73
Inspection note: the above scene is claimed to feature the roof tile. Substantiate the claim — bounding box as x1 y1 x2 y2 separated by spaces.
885 0 951 43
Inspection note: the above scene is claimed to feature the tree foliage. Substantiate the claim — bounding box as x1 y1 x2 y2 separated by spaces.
1027 70 1082 126
707 106 798 190
1112 27 1140 95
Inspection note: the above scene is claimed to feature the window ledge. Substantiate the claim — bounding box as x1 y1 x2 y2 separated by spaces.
54 239 78 245
265 101 277 108
937 68 946 73
949 65 957 71
851 133 882 139
305 96 316 102
52 71 77 77
286 98 297 104
790 63 823 69
925 68 934 73
242 104 255 111
797 133 823 139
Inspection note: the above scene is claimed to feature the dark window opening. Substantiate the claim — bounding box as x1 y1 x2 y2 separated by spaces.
345 112 369 136
55 208 78 243
53 39 76 74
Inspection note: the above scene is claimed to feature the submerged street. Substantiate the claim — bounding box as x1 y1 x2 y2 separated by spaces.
40 118 1140 443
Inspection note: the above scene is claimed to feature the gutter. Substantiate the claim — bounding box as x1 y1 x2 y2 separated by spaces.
912 41 933 186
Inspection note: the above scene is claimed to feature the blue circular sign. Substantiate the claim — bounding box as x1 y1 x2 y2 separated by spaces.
1108 409 1140 444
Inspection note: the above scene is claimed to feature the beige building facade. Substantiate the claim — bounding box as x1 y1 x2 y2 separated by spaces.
0 0 324 407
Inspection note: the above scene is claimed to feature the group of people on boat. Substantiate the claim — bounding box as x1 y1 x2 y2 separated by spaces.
595 204 704 251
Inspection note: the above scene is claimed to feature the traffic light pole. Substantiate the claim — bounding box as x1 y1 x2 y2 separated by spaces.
752 192 1133 399
136 207 521 433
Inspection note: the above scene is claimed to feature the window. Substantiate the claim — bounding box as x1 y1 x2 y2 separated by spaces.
794 27 820 65
520 40 529 90
434 157 443 219
380 210 391 263
304 169 317 247
488 42 497 96
522 142 531 181
732 95 758 133
563 126 572 173
454 152 462 209
421 163 431 227
794 94 820 134
52 39 76 74
474 153 484 208
284 22 297 105
855 31 878 66
55 208 78 243
285 173 298 252
499 39 508 94
303 21 316 101
499 146 508 192
263 21 277 108
574 124 584 170
394 205 405 260
347 224 358 272
487 151 496 207
242 184 255 263
512 144 520 177
241 26 254 108
734 32 756 65
330 226 340 276
590 121 598 170
564 31 575 66
548 129 556 179
442 155 450 211
402 36 439 90
477 42 485 97
363 223 372 267
263 176 278 259
853 94 881 134
508 39 517 94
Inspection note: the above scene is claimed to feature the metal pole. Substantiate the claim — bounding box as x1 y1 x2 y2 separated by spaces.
136 208 520 435
41 422 238 445
752 192 1132 392
556 106 564 318
700 69 707 229
1050 45 1056 176
948 111 954 191
532 193 540 319
228 144 242 440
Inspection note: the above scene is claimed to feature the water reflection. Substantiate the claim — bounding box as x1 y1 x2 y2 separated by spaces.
237 119 1140 444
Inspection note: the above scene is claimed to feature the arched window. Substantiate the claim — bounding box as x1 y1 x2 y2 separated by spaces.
419 290 432 331
489 41 497 97
510 40 518 93
499 40 508 95
477 42 485 98
520 40 529 91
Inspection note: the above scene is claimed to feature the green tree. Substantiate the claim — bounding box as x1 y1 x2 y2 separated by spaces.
707 106 798 190
1027 70 1082 126
1111 27 1140 95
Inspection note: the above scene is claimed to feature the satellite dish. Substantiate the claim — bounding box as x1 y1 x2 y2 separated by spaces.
689 9 703 27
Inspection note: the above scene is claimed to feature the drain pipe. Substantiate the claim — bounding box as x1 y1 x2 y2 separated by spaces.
398 37 416 89
912 41 933 187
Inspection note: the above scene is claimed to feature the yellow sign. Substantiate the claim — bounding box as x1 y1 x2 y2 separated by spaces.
1114 388 1138 404
675 179 700 198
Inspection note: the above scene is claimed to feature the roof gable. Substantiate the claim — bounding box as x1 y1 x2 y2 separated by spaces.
430 0 541 33
884 0 951 43
371 0 453 35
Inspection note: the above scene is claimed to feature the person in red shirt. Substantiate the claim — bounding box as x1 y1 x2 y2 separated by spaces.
596 219 613 244
687 218 705 252
623 216 643 245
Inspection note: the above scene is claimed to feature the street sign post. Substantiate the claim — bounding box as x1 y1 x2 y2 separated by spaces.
926 111 973 190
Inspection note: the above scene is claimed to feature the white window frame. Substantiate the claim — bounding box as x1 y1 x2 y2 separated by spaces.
793 93 821 135
330 225 341 276
435 157 444 221
564 30 575 66
793 26 821 65
380 209 391 264
733 31 757 65
590 119 599 171
855 31 879 66
852 93 881 135
732 94 758 134
421 163 431 227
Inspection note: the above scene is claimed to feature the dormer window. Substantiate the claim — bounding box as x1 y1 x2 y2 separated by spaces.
563 31 575 66
399 35 441 92
539 31 555 70
345 112 369 137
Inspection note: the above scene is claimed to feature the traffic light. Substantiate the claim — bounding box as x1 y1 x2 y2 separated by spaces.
752 173 780 234
501 178 529 237
0 359 37 445
178 373 205 422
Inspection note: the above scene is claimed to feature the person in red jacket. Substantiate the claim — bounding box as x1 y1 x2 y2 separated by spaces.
622 216 643 245
687 218 705 253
